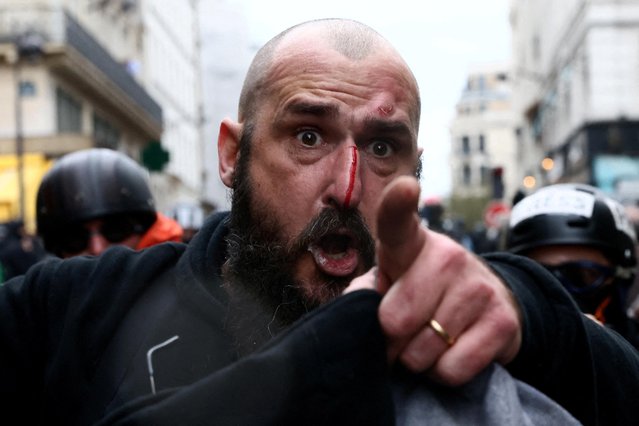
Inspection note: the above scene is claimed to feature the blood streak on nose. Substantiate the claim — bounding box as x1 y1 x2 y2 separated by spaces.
344 146 358 208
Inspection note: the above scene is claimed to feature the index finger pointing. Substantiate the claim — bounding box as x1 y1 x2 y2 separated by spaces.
376 176 426 284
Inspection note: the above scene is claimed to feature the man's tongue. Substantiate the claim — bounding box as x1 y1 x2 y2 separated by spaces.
308 234 359 277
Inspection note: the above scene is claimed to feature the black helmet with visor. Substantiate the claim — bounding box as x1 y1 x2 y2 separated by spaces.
36 148 157 255
506 183 637 315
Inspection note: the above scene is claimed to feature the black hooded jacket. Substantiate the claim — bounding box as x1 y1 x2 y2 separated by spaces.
1 212 638 425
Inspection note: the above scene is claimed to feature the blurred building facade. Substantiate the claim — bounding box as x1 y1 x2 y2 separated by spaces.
198 0 253 212
449 64 519 203
449 64 519 228
510 0 639 202
0 0 207 231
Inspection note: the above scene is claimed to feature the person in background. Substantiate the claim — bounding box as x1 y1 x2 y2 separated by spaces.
0 220 48 283
36 148 183 258
169 202 206 243
418 197 473 250
622 203 639 320
506 183 639 347
418 196 444 231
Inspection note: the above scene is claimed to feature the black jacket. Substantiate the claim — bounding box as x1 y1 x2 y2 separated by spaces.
1 212 638 425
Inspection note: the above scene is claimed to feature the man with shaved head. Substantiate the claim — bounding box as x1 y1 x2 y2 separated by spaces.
0 19 637 425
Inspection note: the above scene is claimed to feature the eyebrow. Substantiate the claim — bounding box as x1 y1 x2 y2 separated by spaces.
362 116 415 139
279 100 340 120
277 99 415 140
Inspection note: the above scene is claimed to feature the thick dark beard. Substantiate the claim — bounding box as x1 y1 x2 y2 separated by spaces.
223 125 375 356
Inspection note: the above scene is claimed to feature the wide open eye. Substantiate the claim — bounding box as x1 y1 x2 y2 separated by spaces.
296 130 323 148
366 140 395 158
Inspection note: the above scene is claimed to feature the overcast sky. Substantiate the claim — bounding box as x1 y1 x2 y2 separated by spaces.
217 0 512 198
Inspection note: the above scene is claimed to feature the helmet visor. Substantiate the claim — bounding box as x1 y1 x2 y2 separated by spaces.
543 260 616 295
52 215 147 255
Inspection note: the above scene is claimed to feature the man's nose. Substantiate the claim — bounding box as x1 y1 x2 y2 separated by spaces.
86 233 109 256
323 145 362 209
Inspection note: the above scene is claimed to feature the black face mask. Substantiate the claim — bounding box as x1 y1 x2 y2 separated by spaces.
543 260 617 314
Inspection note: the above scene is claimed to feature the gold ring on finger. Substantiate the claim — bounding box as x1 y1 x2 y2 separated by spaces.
429 318 456 347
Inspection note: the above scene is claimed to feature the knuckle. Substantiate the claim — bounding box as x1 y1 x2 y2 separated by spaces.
436 354 489 386
400 350 429 373
487 305 520 340
468 279 494 304
435 236 470 271
379 301 417 337
434 366 469 387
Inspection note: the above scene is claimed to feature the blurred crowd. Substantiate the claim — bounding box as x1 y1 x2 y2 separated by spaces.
420 185 639 348
0 220 49 282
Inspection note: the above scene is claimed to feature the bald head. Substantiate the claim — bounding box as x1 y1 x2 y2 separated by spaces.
238 19 421 126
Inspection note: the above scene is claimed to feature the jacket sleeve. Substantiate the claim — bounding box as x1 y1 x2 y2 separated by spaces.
485 252 639 426
0 257 66 424
0 244 185 425
95 290 394 426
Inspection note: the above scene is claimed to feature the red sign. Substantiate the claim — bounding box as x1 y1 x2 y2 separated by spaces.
484 201 510 229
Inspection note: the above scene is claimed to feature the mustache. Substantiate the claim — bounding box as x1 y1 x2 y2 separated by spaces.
289 208 375 263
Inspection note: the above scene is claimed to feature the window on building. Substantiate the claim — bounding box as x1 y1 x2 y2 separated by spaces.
93 113 120 149
478 76 486 91
56 87 82 133
480 165 490 186
463 164 471 186
19 80 36 97
462 136 470 155
479 134 486 153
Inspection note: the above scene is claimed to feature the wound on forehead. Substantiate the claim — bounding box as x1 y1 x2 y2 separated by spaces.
344 146 358 209
378 104 394 116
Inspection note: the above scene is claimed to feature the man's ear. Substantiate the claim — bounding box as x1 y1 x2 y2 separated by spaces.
218 118 242 188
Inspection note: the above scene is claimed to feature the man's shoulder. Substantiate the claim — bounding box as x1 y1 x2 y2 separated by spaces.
480 251 554 288
12 242 186 310
74 241 184 277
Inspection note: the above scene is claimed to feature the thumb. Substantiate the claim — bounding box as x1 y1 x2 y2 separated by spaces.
343 267 378 294
376 176 426 289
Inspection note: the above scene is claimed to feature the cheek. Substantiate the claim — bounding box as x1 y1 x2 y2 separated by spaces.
358 174 393 238
249 160 322 235
253 160 316 201
123 235 142 249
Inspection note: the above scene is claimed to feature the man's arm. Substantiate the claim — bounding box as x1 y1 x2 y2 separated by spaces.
94 291 393 426
490 251 639 425
354 176 639 425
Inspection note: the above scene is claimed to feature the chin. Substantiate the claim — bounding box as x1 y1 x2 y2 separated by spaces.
299 276 349 306
295 261 359 306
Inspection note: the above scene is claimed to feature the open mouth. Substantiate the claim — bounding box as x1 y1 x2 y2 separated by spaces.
308 232 360 277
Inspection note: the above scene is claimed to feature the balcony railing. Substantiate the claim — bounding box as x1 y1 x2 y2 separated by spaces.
0 5 162 130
